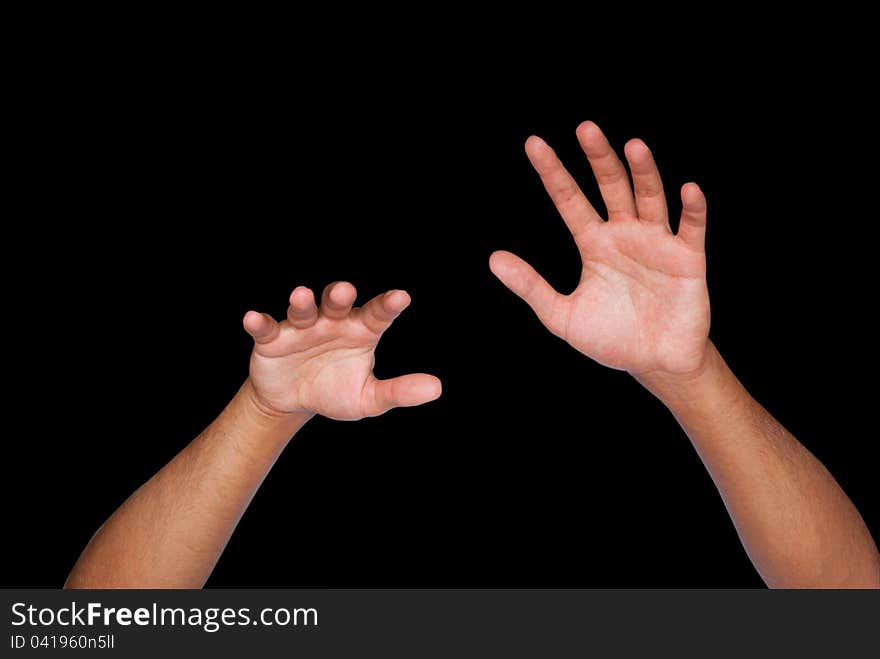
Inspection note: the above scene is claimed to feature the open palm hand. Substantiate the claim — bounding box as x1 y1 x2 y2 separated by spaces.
490 122 710 377
243 282 441 420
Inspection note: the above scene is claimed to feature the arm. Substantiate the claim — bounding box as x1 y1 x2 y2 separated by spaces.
641 344 880 587
490 121 880 588
66 282 441 588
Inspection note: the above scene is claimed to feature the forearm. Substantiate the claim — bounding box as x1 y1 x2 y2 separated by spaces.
65 379 311 588
639 343 880 588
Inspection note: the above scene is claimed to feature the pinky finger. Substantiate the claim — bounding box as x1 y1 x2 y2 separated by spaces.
243 311 281 344
677 182 707 250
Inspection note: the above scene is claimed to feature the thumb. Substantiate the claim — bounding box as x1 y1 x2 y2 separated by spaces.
489 250 567 336
363 374 442 416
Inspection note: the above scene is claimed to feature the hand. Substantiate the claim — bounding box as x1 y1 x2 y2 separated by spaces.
242 282 441 420
490 121 710 378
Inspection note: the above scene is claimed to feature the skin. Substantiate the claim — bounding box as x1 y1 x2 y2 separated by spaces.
65 283 441 588
489 121 880 588
66 122 878 590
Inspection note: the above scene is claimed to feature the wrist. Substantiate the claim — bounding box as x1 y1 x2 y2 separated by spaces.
633 341 724 406
240 379 314 431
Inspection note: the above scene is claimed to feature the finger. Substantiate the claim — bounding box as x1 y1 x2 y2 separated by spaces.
320 281 357 319
677 182 708 250
358 289 411 334
489 250 567 337
364 373 442 416
242 311 281 344
525 135 602 239
576 121 636 220
287 286 318 329
623 138 669 227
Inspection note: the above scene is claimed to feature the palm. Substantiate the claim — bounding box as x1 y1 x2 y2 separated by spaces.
491 122 710 376
243 283 441 420
565 219 708 373
250 318 380 420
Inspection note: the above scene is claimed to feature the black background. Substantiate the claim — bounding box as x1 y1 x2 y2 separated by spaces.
5 33 877 587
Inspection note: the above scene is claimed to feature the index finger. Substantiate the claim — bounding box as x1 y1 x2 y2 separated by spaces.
357 289 411 335
525 135 602 241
